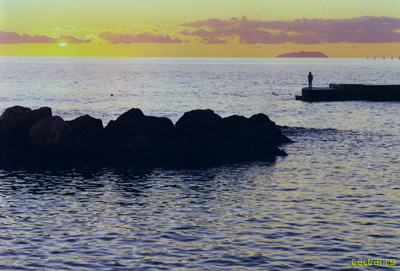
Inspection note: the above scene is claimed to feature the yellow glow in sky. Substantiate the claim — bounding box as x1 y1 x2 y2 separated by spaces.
0 0 399 57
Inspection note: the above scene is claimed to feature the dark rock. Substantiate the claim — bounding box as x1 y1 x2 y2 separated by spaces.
218 114 290 161
0 105 292 169
104 108 146 143
122 136 153 167
248 113 292 144
169 109 228 167
220 115 251 135
168 134 223 168
0 106 32 123
103 108 175 163
219 115 256 161
27 116 73 166
171 110 290 167
0 106 52 127
0 106 52 164
67 115 103 150
31 107 52 124
29 116 72 151
0 107 31 163
65 115 104 165
0 106 32 148
280 134 292 144
175 109 222 136
124 136 152 154
140 116 176 143
104 108 175 142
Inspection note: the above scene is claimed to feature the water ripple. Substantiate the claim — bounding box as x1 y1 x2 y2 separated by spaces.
0 58 400 270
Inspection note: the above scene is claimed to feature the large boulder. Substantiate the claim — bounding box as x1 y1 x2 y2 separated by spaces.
219 114 288 161
0 106 32 152
0 106 52 139
0 106 52 127
67 115 103 150
140 116 176 143
168 134 223 168
0 106 32 123
31 107 52 124
122 136 154 167
104 108 146 144
103 108 176 164
29 116 72 151
175 109 222 136
220 115 251 134
248 113 292 144
168 109 290 168
0 106 52 164
105 109 175 142
219 115 256 160
167 109 225 167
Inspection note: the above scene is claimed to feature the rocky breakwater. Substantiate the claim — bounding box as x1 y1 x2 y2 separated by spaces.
0 106 292 169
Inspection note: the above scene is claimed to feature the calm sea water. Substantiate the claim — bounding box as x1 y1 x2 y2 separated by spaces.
0 57 400 270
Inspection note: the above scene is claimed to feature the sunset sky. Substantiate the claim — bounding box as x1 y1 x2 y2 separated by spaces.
1 0 400 57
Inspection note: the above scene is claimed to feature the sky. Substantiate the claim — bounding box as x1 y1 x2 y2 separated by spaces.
0 0 399 57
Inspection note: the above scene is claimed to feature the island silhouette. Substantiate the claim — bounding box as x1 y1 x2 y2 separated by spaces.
277 51 328 58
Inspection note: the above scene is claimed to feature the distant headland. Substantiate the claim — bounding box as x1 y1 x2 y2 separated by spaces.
276 51 328 58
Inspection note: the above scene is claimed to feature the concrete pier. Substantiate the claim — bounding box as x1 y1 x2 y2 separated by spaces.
297 84 400 102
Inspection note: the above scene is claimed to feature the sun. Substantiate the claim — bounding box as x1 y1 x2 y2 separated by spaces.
58 43 68 46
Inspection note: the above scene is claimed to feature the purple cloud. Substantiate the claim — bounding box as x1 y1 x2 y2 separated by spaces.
181 16 400 44
99 32 182 44
0 31 90 44
59 35 91 44
202 37 228 44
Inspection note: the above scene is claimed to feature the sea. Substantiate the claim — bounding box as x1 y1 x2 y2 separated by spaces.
0 57 399 270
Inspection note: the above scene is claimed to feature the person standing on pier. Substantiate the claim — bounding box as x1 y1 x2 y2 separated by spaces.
308 72 313 88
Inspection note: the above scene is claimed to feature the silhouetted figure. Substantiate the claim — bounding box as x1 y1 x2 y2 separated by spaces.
308 72 313 88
